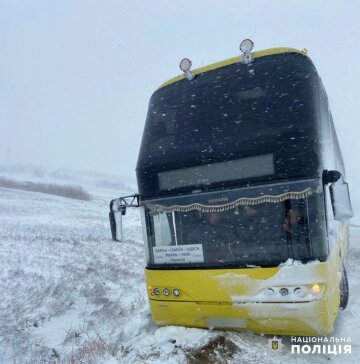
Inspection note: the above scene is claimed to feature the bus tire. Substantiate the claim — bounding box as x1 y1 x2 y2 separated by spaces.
339 263 349 310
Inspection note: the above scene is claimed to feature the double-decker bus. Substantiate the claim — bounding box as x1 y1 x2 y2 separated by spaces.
109 40 354 336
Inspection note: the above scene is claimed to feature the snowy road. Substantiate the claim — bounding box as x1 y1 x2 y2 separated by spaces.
0 185 359 363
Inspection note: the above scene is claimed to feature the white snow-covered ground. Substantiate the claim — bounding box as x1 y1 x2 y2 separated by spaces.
0 178 359 363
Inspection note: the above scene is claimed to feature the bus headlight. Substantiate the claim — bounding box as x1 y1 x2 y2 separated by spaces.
240 39 254 54
173 289 181 297
239 39 254 64
311 284 322 294
179 58 194 81
179 58 192 72
294 287 306 298
255 284 324 302
153 288 161 296
163 288 170 296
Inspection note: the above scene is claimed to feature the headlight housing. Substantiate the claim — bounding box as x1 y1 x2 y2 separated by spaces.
247 284 325 303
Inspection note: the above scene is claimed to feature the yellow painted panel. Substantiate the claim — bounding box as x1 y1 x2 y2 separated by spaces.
145 255 343 336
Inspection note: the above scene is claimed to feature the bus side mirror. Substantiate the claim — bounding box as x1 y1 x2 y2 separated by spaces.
109 199 126 241
330 179 354 222
109 194 140 242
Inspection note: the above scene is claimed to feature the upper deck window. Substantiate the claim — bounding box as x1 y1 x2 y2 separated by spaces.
142 53 318 157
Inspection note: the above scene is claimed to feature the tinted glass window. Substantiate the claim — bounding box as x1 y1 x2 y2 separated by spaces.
137 53 320 196
140 54 317 160
144 184 327 268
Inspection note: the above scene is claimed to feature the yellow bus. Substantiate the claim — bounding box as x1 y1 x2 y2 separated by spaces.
109 40 354 336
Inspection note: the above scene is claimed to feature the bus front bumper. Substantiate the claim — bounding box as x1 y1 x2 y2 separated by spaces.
148 297 336 336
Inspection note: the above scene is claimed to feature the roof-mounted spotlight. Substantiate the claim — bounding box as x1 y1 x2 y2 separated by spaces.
179 58 194 81
240 39 254 64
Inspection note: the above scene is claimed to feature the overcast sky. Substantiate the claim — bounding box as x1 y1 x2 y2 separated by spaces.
1 0 360 197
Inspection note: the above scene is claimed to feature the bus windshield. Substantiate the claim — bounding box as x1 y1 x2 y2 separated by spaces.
143 181 327 268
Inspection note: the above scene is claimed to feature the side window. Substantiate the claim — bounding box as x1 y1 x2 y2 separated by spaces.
319 81 345 176
324 184 340 252
319 82 331 142
329 113 345 174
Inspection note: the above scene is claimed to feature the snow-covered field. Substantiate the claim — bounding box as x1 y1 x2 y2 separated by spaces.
0 179 359 363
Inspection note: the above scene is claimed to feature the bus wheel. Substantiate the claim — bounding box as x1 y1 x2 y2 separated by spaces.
340 263 349 310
